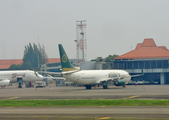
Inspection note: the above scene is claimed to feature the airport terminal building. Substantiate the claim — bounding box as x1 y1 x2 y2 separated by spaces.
1 38 169 85
81 39 169 84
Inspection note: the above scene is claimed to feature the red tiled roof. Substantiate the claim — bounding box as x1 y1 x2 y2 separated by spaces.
0 58 61 69
159 46 168 50
0 59 23 69
142 38 156 47
135 43 142 49
47 58 60 63
115 38 169 59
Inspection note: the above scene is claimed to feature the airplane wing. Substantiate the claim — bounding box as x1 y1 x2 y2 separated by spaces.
95 78 111 84
38 70 79 75
52 77 66 81
130 69 144 77
62 70 80 75
130 74 144 77
38 71 61 75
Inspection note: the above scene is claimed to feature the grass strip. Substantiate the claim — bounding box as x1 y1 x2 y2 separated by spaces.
0 99 169 107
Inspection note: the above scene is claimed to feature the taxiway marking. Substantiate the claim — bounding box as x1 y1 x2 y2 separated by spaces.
122 95 139 99
8 97 18 100
99 117 111 119
2 97 19 100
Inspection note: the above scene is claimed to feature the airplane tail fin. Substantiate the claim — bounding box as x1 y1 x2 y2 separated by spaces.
58 44 77 72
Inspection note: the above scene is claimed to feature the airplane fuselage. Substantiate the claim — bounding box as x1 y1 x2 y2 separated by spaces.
0 70 43 83
63 70 131 85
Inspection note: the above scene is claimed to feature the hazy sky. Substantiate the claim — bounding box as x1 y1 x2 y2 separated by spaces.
0 0 169 61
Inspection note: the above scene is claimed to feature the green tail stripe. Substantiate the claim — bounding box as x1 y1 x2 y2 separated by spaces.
33 69 39 78
59 44 77 72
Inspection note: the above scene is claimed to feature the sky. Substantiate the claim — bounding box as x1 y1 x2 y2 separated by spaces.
0 0 169 61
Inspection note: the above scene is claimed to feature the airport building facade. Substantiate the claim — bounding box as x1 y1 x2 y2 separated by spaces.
81 39 169 84
1 38 169 85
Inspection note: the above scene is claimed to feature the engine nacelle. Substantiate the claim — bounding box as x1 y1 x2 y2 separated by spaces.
114 79 125 86
0 80 10 87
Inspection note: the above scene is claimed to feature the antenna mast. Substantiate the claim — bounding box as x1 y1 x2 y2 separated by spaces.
76 20 87 65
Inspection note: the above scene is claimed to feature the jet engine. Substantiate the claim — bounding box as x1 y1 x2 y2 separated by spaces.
0 80 10 87
114 79 125 86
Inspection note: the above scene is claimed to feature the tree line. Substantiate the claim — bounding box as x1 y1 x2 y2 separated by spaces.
91 54 119 62
8 43 48 70
8 42 119 70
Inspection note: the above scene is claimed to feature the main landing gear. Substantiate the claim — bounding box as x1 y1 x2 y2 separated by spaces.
103 84 108 89
103 82 108 89
85 85 91 89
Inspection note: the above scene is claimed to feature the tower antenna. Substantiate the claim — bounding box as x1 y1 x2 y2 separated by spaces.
76 20 87 65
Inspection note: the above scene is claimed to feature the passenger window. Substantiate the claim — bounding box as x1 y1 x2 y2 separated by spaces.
109 73 120 77
109 73 118 77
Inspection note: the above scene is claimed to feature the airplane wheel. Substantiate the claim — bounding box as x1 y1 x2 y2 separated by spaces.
18 82 22 88
103 85 108 89
86 85 91 89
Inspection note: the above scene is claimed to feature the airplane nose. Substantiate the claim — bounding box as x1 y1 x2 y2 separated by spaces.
38 75 44 81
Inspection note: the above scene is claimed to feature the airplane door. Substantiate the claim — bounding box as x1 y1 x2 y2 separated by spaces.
17 78 23 82
17 77 23 88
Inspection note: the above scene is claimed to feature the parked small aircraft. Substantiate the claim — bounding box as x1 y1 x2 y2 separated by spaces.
0 70 43 88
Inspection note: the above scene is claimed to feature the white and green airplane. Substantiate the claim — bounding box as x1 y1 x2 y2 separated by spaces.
59 44 143 89
0 70 44 88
